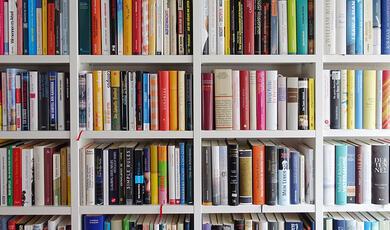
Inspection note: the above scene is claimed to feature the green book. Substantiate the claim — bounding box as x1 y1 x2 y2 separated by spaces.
78 0 91 54
288 0 297 54
7 145 13 206
122 214 131 230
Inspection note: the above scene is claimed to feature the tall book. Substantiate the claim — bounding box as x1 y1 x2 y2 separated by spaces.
158 71 169 130
214 69 232 130
324 0 336 54
371 144 389 204
298 78 308 130
239 144 252 204
169 71 178 130
347 70 355 129
232 71 240 130
340 70 347 129
249 140 265 205
296 0 308 54
256 70 266 130
158 143 167 204
123 0 132 54
377 71 383 129
277 75 286 130
93 71 103 131
243 0 254 54
364 0 373 54
110 71 121 130
363 70 376 129
382 0 390 54
323 143 335 205
266 71 277 130
202 141 212 205
227 140 239 205
287 77 298 130
336 0 346 54
287 0 296 54
335 144 347 205
249 71 257 130
132 0 141 54
383 71 390 129
270 0 278 54
91 0 102 54
346 145 356 203
330 70 341 129
264 141 277 205
355 0 363 54
277 147 290 205
78 0 91 54
346 0 356 54
216 0 224 55
211 141 220 205
278 0 287 54
355 70 363 129
240 70 249 130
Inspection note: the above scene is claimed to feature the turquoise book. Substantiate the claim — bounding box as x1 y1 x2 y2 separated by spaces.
28 0 37 54
117 0 123 54
335 144 347 205
346 0 356 54
355 70 363 129
143 73 150 129
355 0 363 54
296 0 308 54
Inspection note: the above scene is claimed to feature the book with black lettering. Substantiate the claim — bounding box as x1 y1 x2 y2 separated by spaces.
95 143 109 205
38 72 50 130
134 144 145 205
110 0 118 54
121 71 129 130
108 144 120 205
118 145 126 204
136 71 143 130
371 143 389 204
202 141 212 205
21 72 30 130
55 0 61 54
184 0 192 54
330 70 341 129
227 140 239 206
65 73 70 130
263 140 277 205
185 142 193 204
185 73 193 130
230 0 236 54
235 0 244 54
124 142 137 205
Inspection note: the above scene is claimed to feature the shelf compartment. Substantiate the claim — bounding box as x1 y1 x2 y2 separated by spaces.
323 129 390 138
202 55 318 64
80 131 194 139
79 205 194 214
324 204 390 212
202 205 262 214
201 130 316 139
0 55 70 64
0 131 70 139
79 55 193 64
323 55 390 64
0 206 71 215
262 204 315 213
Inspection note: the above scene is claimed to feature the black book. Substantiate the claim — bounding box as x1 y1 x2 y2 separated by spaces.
265 213 277 230
227 140 239 206
230 0 236 54
55 0 61 54
38 72 50 130
120 71 129 130
135 71 143 130
49 72 58 130
64 73 70 130
261 1 270 54
185 142 193 204
94 144 106 205
110 0 118 54
330 70 341 129
235 0 244 55
184 0 192 55
118 146 126 205
22 0 28 54
202 141 212 205
21 72 30 131
143 146 151 204
108 144 120 205
124 142 136 205
232 214 244 230
185 73 193 130
254 0 262 54
372 144 389 204
264 141 277 205
134 144 145 205
298 78 309 130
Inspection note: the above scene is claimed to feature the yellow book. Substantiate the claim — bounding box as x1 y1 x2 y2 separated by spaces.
308 78 315 130
148 0 156 55
347 70 355 129
123 0 132 55
150 143 159 204
93 71 104 131
224 0 230 54
169 71 178 130
363 70 377 129
67 146 71 205
42 0 47 55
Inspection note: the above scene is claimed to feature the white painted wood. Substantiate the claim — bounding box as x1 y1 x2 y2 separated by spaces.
0 55 70 64
79 205 194 214
0 207 71 215
0 131 70 139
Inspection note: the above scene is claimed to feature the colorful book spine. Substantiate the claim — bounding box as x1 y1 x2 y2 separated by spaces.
141 0 148 55
224 0 230 54
158 144 167 204
270 0 278 54
91 0 102 55
296 0 308 54
79 0 91 54
347 70 355 129
308 78 315 130
42 0 47 54
355 0 363 54
377 70 383 129
169 71 178 130
340 70 347 129
93 71 103 131
335 145 347 205
373 0 381 54
346 146 356 203
28 0 36 54
179 142 185 204
0 0 4 55
150 74 158 130
355 70 363 129
383 70 390 128
382 0 390 54
110 71 121 130
287 0 296 54
143 73 150 130
346 0 356 54
116 0 123 54
363 70 377 129
158 71 169 130
123 0 132 54
48 72 58 130
256 70 266 130
150 144 158 204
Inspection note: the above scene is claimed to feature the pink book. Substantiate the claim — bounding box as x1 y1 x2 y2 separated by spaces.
0 0 4 55
256 70 266 130
17 0 22 55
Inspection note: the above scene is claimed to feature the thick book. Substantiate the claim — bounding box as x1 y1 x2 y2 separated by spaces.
214 69 232 130
78 0 91 54
371 144 389 204
382 0 390 54
169 71 178 130
158 71 169 130
239 144 252 204
336 0 346 54
227 140 239 205
363 70 376 129
84 215 105 230
243 0 254 54
296 0 308 54
287 77 298 130
91 0 102 54
277 147 290 205
93 71 103 131
202 73 214 130
240 70 250 130
264 141 277 205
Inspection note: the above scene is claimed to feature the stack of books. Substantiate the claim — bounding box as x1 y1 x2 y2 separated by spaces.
202 139 314 206
78 0 192 55
80 141 193 206
79 70 193 131
202 0 315 55
202 70 315 130
324 212 390 229
0 141 70 206
0 215 71 230
0 69 70 131
324 70 390 130
323 139 390 205
0 0 69 55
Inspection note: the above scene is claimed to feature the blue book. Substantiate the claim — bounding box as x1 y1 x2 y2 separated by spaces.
364 222 372 230
104 216 111 230
0 216 13 230
355 0 363 54
142 73 150 130
296 0 308 54
83 215 105 230
48 72 58 130
289 150 300 204
346 145 356 203
117 0 123 54
335 144 347 205
28 0 37 54
355 70 363 129
179 142 185 204
270 1 278 54
382 0 390 54
333 214 346 230
346 0 356 54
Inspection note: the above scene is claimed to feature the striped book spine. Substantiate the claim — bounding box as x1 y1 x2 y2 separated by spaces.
141 0 148 54
383 70 390 128
150 74 159 130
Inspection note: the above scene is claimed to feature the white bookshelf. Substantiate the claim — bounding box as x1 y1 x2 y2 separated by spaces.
0 0 389 229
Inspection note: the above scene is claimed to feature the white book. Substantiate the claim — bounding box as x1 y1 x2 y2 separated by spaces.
325 0 336 54
175 147 180 203
274 214 285 229
178 71 185 131
208 0 217 55
103 71 111 130
298 144 314 204
36 6 42 55
336 0 346 54
364 0 373 54
128 72 136 130
103 146 109 205
349 213 364 230
356 140 372 204
48 216 64 230
168 144 176 203
202 0 209 54
85 144 97 205
1 73 7 130
232 70 240 130
299 153 305 203
34 142 52 206
323 142 335 205
142 0 149 55
340 70 347 129
257 214 268 230
163 1 170 55
61 0 69 55
53 152 61 205
79 145 86 206
376 70 383 129
216 0 224 55
29 72 38 130
150 73 159 130
101 0 110 55
22 147 34 207
211 140 220 205
169 0 177 54
286 77 298 130
0 147 7 205
15 74 21 130
218 140 228 205
8 0 17 55
249 71 257 130
277 75 286 130
277 147 290 206
86 72 94 131
278 0 288 54
323 70 331 129
149 0 157 55
57 73 65 131
156 0 164 54
4 1 8 55
373 27 381 54
266 71 278 130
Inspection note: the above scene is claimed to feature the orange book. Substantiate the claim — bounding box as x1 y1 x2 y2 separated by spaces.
169 71 178 130
123 0 132 54
91 0 102 55
158 143 168 204
249 140 265 204
158 71 170 130
93 71 104 130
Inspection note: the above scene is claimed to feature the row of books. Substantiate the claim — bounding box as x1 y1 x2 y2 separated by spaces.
202 140 314 206
325 0 390 55
0 0 69 55
324 70 390 130
0 69 70 131
83 214 192 230
0 215 70 230
202 0 315 55
78 0 192 55
324 212 390 229
323 139 390 206
79 70 193 131
202 70 315 131
203 213 315 230
80 141 193 206
0 141 70 207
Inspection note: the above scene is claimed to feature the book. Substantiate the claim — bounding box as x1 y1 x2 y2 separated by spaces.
214 69 232 130
364 70 377 129
265 71 277 130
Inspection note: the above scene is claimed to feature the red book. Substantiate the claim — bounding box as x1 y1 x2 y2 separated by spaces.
15 78 21 130
201 73 214 130
17 0 23 55
240 71 250 130
256 70 266 130
261 1 270 54
136 72 143 130
91 0 102 55
0 0 4 55
158 71 170 130
355 145 363 204
7 216 23 230
244 0 254 54
132 0 142 54
44 146 54 205
47 0 56 55
12 147 22 206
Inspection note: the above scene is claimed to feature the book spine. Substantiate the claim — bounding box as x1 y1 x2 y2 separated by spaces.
287 0 296 54
102 0 110 54
202 0 209 54
270 0 278 54
93 71 103 131
308 0 314 54
158 71 170 130
103 71 111 130
44 147 54 205
323 144 335 205
128 72 136 130
150 144 158 204
371 145 389 204
48 72 58 130
336 0 346 54
278 0 287 54
61 0 69 54
21 149 33 206
109 0 117 54
261 1 269 54
383 70 390 129
224 0 230 54
91 0 102 55
17 0 22 55
341 70 348 129
57 73 64 130
38 72 49 130
277 75 286 130
124 147 133 204
266 71 278 130
168 145 175 204
254 0 261 54
169 0 176 54
12 147 21 206
144 147 151 204
355 146 363 204
179 143 185 204
135 71 143 130
53 152 61 205
287 77 298 130
347 147 356 203
15 74 21 131
355 70 363 128
0 0 3 55
244 0 254 54
178 71 185 130
347 70 355 129
377 71 383 129
208 0 216 54
265 146 277 205
79 0 92 53
21 73 29 131
148 0 156 54
8 0 17 54
158 145 167 204
335 145 347 205
362 144 372 204
216 0 224 55
141 0 148 54
108 149 119 204
184 0 192 54
185 73 193 130
227 143 239 205
330 70 341 129
290 151 300 204
54 0 60 54
47 0 55 54
142 73 150 130
123 0 132 54
308 78 315 130
202 144 212 205
256 70 265 130
296 0 308 54
214 69 233 130
175 146 181 204
110 71 121 130
373 0 381 54
229 0 235 54
232 71 240 130
78 73 87 129
42 0 47 54
22 0 28 54
169 71 178 130
346 0 356 54
239 149 252 204
163 0 170 55
249 71 256 130
364 0 373 54
236 0 244 54
382 0 390 54
116 0 123 54
7 146 13 205
363 70 376 129
277 147 290 205
150 74 159 130
211 144 220 205
355 0 363 54
4 1 8 55
240 70 250 130
60 147 68 205
185 142 193 204
27 73 35 130
201 73 213 130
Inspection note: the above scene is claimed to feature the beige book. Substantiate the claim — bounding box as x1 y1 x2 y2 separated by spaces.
214 69 233 130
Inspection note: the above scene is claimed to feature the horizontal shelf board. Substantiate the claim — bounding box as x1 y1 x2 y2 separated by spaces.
0 55 70 64
323 129 390 138
0 131 70 139
323 55 390 64
80 131 194 139
80 205 194 214
202 205 262 214
201 130 316 139
79 55 193 64
262 204 315 213
0 206 71 215
324 204 390 212
202 55 318 64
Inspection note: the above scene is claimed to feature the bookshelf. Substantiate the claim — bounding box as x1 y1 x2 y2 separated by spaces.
1 0 390 229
